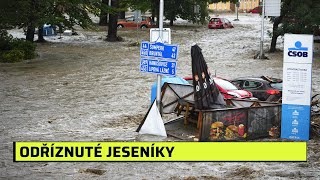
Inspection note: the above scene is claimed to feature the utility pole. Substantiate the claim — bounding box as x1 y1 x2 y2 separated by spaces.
259 0 266 59
234 1 240 21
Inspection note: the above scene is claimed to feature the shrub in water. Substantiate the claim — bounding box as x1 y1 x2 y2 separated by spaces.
0 49 25 63
11 39 36 59
0 29 36 63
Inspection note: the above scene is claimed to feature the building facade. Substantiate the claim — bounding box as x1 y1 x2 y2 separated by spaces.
208 0 261 13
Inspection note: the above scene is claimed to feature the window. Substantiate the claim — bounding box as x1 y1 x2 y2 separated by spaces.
243 81 263 89
215 79 238 90
211 18 220 22
270 83 282 90
126 17 134 21
232 80 243 87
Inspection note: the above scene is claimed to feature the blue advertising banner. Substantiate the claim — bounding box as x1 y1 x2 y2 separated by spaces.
140 58 176 76
281 104 311 140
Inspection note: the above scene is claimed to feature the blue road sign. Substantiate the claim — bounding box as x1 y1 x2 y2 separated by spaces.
140 58 176 76
140 41 178 60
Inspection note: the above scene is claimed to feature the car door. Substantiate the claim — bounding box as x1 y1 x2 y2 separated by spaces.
242 80 265 100
125 16 136 28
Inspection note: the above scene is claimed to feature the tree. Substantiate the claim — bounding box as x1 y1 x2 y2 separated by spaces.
106 0 120 41
269 0 320 52
99 0 110 26
1 0 103 42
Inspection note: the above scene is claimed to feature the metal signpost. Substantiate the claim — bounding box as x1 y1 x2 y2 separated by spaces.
157 0 165 109
139 0 178 111
281 34 313 141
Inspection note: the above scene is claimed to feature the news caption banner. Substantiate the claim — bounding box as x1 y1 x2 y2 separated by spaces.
14 142 306 162
281 34 313 141
140 41 178 76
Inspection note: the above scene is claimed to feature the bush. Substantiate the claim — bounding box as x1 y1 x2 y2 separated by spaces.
0 49 24 63
0 29 36 63
11 39 36 59
0 29 13 50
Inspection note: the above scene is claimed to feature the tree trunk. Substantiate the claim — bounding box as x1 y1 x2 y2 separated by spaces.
270 17 282 52
106 0 119 42
26 25 35 42
269 0 292 52
151 5 156 24
170 18 174 26
37 26 45 42
99 0 109 26
99 15 108 26
119 11 125 19
152 0 159 27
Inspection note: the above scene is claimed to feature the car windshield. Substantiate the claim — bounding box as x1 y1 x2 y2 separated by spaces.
270 82 282 90
215 79 238 90
210 18 219 22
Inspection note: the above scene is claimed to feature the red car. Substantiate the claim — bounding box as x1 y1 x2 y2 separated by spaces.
184 76 255 100
208 18 234 29
117 16 155 29
248 6 262 14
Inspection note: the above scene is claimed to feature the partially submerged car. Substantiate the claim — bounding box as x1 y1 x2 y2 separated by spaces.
184 76 255 100
208 18 234 29
248 6 262 14
117 16 155 29
231 76 282 102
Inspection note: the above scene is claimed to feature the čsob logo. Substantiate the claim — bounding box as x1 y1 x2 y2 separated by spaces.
288 41 308 57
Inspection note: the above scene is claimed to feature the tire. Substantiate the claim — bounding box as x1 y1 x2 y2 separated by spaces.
117 24 124 29
140 25 147 29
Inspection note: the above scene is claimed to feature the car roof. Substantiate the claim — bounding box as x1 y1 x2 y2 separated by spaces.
232 76 282 83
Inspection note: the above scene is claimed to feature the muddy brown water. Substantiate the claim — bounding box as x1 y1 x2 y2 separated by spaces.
1 14 320 179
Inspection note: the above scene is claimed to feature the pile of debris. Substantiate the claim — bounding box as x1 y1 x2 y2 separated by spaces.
311 94 320 139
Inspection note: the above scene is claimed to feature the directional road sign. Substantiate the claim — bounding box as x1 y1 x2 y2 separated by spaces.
140 41 178 60
140 58 176 76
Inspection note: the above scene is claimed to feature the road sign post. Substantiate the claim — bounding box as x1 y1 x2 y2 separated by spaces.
157 0 165 110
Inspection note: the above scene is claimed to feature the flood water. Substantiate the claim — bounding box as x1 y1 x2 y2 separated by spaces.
1 14 320 179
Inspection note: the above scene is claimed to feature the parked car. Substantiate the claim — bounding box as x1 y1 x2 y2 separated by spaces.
231 76 282 102
208 18 234 29
117 16 155 29
248 6 262 14
184 76 255 100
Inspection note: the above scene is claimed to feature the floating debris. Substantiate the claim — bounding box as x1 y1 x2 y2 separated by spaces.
79 168 106 175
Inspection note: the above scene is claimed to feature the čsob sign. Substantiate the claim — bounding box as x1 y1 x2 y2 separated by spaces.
288 41 308 57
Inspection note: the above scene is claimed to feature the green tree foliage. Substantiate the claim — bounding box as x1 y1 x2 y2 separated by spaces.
164 0 238 26
269 0 320 52
0 0 104 42
123 0 214 26
161 0 210 26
